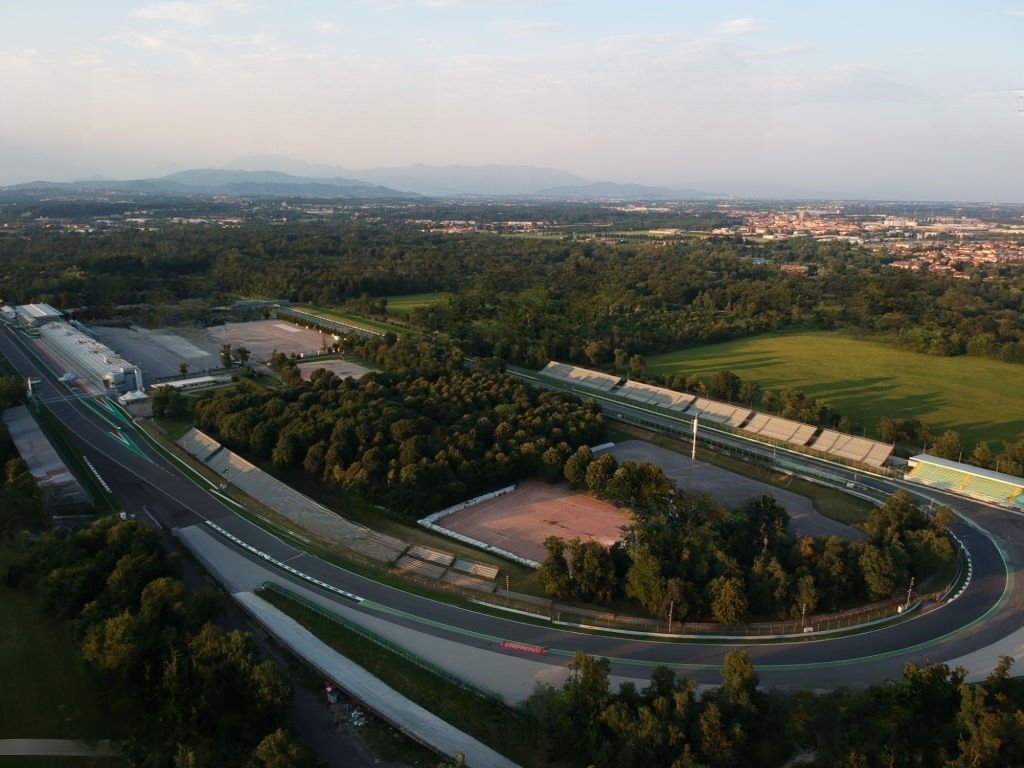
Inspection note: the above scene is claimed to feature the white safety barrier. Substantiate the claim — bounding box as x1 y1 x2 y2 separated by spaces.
204 520 363 603
417 484 517 526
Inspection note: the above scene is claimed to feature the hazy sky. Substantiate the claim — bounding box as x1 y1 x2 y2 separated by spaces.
2 1 1023 200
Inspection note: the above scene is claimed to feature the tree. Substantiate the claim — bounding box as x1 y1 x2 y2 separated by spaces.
220 343 233 368
720 651 759 712
709 577 748 625
859 544 897 599
179 361 189 378
538 537 572 598
931 429 964 461
235 346 252 366
709 370 742 402
738 380 760 406
585 453 618 495
563 445 594 489
247 729 320 768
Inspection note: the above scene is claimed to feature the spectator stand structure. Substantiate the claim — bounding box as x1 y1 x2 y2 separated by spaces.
537 361 894 469
906 454 1024 510
175 428 500 592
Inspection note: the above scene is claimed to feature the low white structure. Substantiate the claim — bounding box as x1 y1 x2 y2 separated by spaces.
32 318 144 394
153 375 230 392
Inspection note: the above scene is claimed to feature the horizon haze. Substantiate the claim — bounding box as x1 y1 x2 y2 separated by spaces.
2 2 1023 202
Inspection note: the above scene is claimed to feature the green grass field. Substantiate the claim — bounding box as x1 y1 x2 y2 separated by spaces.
292 304 407 337
383 292 444 316
646 331 1024 448
0 548 126 745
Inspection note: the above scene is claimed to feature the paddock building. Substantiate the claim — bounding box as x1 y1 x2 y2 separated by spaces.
9 304 145 394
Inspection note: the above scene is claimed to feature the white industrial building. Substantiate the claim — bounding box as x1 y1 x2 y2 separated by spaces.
9 304 145 395
36 321 144 394
15 303 64 327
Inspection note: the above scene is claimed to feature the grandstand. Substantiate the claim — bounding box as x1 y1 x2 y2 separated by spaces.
757 416 806 443
178 429 408 564
907 455 1024 508
539 361 622 392
691 397 751 427
617 380 695 410
536 360 896 468
177 427 221 463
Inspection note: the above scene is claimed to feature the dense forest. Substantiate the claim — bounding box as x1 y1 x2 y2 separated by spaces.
193 362 606 516
2 519 319 768
540 450 953 621
524 649 1024 768
1 222 1023 369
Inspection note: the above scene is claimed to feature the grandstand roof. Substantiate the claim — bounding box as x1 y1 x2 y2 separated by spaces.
16 303 63 325
910 454 1024 488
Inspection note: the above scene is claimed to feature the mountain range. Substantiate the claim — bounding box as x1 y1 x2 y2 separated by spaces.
4 160 713 200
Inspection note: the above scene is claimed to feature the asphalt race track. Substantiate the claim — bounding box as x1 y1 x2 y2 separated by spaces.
4 320 1023 690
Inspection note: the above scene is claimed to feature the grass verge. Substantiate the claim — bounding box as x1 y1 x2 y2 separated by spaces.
258 585 546 768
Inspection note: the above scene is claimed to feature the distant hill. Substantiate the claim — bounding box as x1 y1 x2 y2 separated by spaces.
535 181 711 200
224 157 593 196
7 169 414 199
345 164 592 196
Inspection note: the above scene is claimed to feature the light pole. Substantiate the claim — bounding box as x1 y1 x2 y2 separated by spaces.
905 577 915 612
668 599 674 634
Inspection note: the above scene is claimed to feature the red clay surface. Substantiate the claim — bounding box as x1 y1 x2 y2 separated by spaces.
440 480 630 563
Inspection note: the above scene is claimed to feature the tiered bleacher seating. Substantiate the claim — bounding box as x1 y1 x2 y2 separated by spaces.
740 413 771 433
176 428 221 463
810 430 842 452
863 443 895 468
758 417 804 443
617 381 695 410
691 398 735 424
442 571 497 592
726 408 753 427
907 455 1024 507
790 424 818 446
536 362 897 468
962 476 1022 505
407 545 455 567
539 361 621 391
394 555 446 580
829 435 876 463
452 558 500 580
907 462 968 489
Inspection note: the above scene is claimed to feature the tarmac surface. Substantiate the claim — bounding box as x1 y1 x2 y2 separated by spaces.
608 441 867 541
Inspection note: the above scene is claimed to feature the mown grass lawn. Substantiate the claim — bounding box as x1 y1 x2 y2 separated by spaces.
383 292 444 316
292 304 407 336
646 331 1024 449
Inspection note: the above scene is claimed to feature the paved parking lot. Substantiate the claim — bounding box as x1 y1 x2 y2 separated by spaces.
86 320 337 382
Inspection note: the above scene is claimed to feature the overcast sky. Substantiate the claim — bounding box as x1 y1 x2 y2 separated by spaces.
2 1 1023 200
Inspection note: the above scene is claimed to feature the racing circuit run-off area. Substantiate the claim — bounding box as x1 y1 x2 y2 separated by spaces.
439 480 630 564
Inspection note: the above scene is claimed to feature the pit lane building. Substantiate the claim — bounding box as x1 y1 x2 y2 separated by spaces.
4 303 144 394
